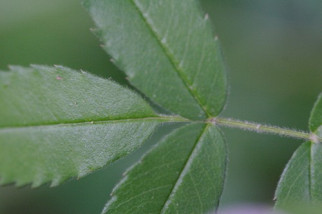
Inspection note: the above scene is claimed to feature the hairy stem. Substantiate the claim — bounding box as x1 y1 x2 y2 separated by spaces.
210 117 320 142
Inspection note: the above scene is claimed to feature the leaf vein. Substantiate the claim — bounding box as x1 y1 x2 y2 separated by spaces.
0 116 186 133
131 0 211 117
160 124 208 213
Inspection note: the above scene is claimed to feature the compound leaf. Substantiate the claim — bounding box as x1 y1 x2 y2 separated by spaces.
0 65 171 187
275 93 322 208
103 123 226 214
84 0 227 120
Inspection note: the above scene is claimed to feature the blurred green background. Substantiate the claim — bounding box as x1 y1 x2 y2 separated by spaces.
0 0 321 213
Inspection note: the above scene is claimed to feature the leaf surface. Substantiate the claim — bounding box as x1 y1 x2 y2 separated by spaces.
84 0 227 120
103 123 226 214
309 93 322 132
0 65 170 187
275 93 322 208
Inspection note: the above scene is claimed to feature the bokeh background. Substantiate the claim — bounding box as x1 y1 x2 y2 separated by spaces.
0 0 321 213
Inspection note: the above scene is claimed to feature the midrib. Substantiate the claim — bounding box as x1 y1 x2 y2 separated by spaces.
130 0 211 118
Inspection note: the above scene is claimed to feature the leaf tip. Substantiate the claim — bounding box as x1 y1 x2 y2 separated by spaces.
53 64 65 69
50 175 64 187
8 65 24 72
15 179 29 188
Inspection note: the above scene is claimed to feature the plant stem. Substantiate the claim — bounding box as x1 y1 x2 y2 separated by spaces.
210 117 319 142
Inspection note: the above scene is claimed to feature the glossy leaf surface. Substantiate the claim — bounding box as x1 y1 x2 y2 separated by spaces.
0 65 164 187
84 0 227 120
104 123 226 214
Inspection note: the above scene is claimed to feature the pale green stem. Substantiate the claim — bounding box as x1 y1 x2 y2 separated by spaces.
210 117 320 142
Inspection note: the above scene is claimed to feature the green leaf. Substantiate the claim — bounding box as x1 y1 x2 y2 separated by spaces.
0 65 171 187
309 93 322 132
103 123 226 214
275 93 322 208
274 141 312 207
83 0 227 120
